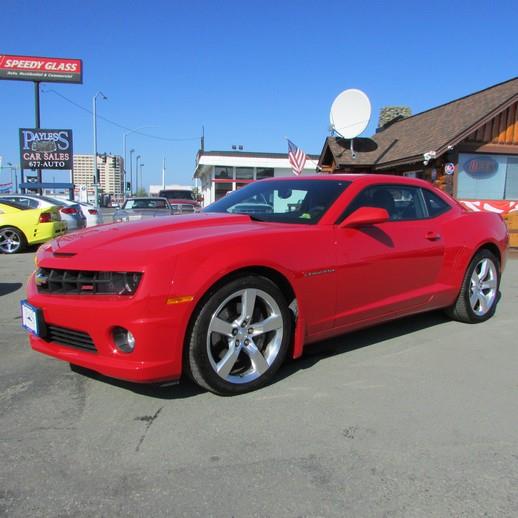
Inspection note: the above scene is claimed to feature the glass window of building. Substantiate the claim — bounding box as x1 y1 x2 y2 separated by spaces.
236 167 254 180
215 166 233 180
256 168 274 180
214 182 233 201
505 158 518 200
456 153 507 199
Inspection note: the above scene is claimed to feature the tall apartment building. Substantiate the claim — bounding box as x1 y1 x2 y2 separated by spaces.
73 154 124 196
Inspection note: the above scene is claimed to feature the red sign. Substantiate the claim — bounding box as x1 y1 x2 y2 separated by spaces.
0 54 82 84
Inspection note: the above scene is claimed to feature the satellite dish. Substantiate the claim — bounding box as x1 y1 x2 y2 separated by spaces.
330 89 371 139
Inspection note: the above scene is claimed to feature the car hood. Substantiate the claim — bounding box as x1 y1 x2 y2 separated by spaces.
38 213 269 268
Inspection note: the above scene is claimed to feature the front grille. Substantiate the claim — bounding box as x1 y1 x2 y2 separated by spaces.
36 268 142 295
170 204 195 214
46 324 97 352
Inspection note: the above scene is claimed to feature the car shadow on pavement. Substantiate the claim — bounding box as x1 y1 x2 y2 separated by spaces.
273 310 451 384
69 310 451 399
68 364 206 399
0 282 23 296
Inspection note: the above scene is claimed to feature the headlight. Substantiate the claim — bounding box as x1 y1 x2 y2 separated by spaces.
107 272 142 295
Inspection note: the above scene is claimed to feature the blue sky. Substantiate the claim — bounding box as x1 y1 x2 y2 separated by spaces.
1 0 516 188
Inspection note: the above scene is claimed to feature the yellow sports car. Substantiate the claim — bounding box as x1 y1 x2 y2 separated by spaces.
0 200 67 254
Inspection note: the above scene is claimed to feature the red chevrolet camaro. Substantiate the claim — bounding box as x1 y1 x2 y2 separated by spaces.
22 175 508 395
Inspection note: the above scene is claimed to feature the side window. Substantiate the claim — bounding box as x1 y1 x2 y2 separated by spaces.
14 197 31 208
338 184 426 223
16 198 38 209
422 189 451 217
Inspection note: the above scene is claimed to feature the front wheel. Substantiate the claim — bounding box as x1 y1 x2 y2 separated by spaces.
446 249 500 323
0 227 27 254
186 276 292 395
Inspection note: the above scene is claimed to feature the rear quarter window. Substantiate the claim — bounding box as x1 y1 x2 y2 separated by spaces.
422 189 451 217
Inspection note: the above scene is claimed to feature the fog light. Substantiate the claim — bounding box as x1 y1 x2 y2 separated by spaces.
113 327 136 353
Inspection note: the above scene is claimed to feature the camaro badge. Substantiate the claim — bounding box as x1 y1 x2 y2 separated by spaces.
304 268 335 278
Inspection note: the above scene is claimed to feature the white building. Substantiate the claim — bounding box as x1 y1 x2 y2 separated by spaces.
193 150 319 206
73 154 124 198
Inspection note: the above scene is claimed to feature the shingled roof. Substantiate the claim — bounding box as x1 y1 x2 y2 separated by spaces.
319 77 518 170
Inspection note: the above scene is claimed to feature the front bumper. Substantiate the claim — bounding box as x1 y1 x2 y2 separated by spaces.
26 275 188 383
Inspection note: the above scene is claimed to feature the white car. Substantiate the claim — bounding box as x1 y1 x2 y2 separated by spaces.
43 198 103 227
37 197 102 227
75 201 103 227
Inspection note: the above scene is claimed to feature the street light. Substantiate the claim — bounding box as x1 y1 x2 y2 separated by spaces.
123 126 157 197
93 91 108 207
139 163 145 194
129 148 135 195
135 155 141 193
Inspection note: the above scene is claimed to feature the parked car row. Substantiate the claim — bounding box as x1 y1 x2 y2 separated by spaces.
0 194 103 254
0 200 66 254
1 191 205 254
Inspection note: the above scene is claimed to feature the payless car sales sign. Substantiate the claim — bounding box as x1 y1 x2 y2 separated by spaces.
0 54 82 83
19 129 73 170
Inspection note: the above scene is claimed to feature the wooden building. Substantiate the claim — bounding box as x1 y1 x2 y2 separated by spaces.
318 77 518 216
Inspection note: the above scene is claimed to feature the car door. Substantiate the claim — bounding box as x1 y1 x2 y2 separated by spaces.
333 184 445 330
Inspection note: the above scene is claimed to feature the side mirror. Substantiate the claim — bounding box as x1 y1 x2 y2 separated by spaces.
340 206 389 228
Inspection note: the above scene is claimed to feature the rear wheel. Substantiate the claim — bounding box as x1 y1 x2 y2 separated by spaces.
0 227 27 254
446 249 500 323
186 276 292 395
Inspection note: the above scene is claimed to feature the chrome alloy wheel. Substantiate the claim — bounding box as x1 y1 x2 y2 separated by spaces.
469 257 497 317
0 228 22 254
206 288 284 384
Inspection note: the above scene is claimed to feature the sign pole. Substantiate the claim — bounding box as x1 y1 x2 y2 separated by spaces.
34 81 42 194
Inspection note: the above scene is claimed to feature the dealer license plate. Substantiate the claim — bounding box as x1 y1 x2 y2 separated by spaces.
21 300 40 336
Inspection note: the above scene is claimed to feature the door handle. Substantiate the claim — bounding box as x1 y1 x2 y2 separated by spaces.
425 231 441 241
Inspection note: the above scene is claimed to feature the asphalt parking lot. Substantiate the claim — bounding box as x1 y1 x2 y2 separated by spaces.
1 251 517 517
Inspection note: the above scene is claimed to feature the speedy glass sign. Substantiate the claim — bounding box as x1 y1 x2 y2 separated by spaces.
19 128 73 170
0 54 83 84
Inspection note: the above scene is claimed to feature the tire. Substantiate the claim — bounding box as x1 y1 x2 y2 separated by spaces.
0 226 27 254
446 249 500 323
186 275 292 395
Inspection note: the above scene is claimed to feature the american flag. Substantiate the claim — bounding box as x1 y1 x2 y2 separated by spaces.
287 139 307 176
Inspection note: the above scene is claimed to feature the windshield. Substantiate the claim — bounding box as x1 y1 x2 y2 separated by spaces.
123 198 169 209
159 190 194 201
204 179 350 224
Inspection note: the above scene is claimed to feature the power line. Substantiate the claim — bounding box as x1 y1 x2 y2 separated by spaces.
41 88 200 142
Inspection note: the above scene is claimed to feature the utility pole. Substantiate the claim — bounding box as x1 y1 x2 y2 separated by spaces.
92 91 107 207
135 155 141 193
34 81 42 194
129 148 134 196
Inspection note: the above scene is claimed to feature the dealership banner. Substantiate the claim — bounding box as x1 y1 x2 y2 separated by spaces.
0 54 82 84
19 129 73 170
460 200 518 214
